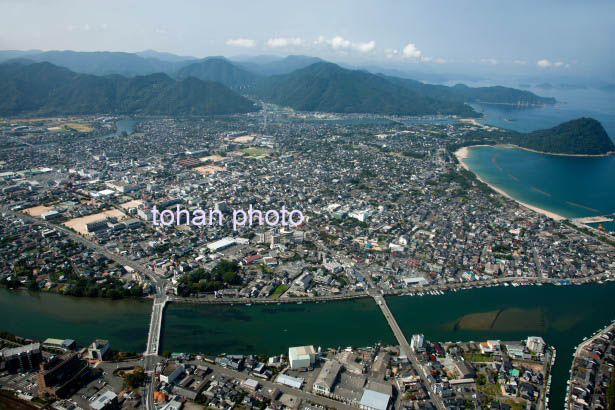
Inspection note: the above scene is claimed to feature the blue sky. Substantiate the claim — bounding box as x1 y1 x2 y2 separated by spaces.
1 0 613 79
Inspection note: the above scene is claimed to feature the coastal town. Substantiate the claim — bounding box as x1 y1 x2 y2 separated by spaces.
566 321 615 410
1 113 614 303
1 111 614 410
1 328 555 410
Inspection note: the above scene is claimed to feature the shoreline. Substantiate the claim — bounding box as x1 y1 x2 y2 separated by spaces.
498 143 615 158
454 146 566 221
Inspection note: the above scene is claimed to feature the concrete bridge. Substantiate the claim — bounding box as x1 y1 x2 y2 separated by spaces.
371 291 447 410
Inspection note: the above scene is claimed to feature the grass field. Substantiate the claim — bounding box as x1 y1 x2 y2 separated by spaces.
64 123 93 132
241 148 269 156
464 352 494 362
269 284 289 298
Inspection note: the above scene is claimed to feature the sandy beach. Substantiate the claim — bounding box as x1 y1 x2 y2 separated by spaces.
454 146 566 221
498 144 614 158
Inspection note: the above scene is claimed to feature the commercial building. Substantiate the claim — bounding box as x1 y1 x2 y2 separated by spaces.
206 237 236 253
160 363 185 384
312 360 341 396
37 353 89 398
288 345 316 369
43 338 76 351
359 389 390 410
90 391 119 410
241 378 260 392
0 343 42 373
410 334 424 352
275 374 304 389
87 340 110 360
527 336 546 354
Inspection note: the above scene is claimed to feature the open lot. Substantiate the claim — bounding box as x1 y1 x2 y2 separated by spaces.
22 205 54 217
63 209 126 235
194 165 225 175
199 155 228 163
233 135 255 143
120 199 144 210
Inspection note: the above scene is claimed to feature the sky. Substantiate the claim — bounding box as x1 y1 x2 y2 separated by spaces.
1 0 613 80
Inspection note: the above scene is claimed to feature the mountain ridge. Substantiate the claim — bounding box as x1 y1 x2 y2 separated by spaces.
0 61 257 116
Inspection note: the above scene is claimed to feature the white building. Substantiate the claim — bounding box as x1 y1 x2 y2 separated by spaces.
359 389 390 410
526 336 546 354
348 209 372 222
410 334 424 352
288 345 316 369
160 363 185 384
206 237 236 253
87 340 110 360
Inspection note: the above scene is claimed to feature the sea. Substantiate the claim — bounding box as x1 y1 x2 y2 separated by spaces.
465 86 615 231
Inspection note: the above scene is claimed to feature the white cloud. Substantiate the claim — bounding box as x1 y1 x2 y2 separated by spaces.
419 56 447 64
331 36 351 49
353 40 375 53
384 48 399 58
537 59 570 69
402 43 422 58
226 38 256 48
66 23 107 32
315 36 375 53
266 37 303 48
480 58 498 65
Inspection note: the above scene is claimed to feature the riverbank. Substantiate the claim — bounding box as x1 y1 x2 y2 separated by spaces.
454 146 566 221
565 320 615 409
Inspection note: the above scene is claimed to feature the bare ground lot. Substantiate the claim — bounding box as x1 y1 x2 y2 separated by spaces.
63 209 126 235
22 205 54 217
194 165 225 175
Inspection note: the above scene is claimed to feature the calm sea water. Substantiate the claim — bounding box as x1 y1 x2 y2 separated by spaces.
471 87 615 139
463 146 615 219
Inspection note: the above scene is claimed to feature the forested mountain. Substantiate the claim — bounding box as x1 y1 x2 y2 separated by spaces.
509 118 614 155
176 57 260 89
0 62 257 116
0 50 195 76
383 76 556 105
251 62 479 116
234 55 324 76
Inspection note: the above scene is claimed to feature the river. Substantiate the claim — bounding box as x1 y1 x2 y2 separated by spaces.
2 282 615 407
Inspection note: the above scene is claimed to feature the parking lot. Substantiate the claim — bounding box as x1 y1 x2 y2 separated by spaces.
0 371 38 396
